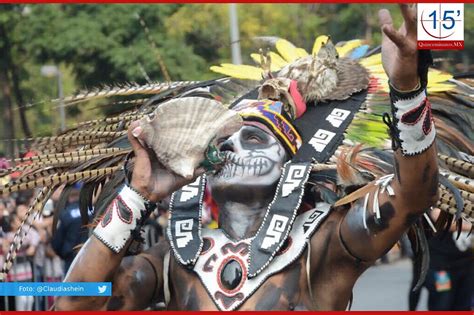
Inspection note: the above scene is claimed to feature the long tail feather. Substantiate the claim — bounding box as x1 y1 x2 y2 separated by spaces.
11 148 123 164
60 81 197 105
438 153 474 178
74 115 142 129
440 169 474 193
1 167 121 194
412 221 430 291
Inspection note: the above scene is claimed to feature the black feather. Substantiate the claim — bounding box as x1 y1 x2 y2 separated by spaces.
92 170 125 225
79 181 98 226
435 209 454 238
52 185 74 236
309 169 338 184
313 183 339 204
455 217 463 240
412 221 430 291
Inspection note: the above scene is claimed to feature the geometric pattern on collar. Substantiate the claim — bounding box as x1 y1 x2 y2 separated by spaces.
192 204 332 311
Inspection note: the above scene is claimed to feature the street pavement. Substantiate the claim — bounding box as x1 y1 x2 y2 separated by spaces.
352 258 428 310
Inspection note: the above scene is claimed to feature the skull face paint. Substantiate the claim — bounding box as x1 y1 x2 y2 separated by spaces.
209 125 288 188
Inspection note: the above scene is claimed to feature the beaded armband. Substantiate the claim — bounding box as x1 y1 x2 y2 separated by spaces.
384 82 436 156
93 185 156 253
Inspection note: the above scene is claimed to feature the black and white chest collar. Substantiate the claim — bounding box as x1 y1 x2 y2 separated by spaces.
192 204 331 311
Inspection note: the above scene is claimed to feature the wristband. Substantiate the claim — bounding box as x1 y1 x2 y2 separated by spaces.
385 83 436 156
389 80 421 94
93 185 156 253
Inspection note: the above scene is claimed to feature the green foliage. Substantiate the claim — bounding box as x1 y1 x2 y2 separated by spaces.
165 4 326 66
17 4 202 85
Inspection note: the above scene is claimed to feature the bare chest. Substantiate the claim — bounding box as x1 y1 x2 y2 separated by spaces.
169 254 312 311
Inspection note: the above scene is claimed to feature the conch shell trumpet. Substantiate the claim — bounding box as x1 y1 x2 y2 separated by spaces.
138 97 243 179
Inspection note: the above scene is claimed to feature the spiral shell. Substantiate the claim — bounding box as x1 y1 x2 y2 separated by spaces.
139 97 243 179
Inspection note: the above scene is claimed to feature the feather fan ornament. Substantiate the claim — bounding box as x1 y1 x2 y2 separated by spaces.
276 38 369 102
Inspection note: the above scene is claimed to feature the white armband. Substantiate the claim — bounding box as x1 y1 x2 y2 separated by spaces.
389 86 436 156
93 185 156 253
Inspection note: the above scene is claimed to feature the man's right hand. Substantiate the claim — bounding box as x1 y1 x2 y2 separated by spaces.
379 4 419 91
127 121 205 202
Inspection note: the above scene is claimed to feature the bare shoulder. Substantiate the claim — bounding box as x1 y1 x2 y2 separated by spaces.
105 239 170 310
309 207 370 274
118 239 170 280
141 238 170 263
307 207 370 309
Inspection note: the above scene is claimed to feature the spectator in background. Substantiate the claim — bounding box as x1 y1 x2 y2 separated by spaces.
15 191 34 212
51 184 89 272
30 199 57 310
41 199 64 310
15 202 33 226
424 226 473 310
0 199 11 311
0 156 10 189
0 154 14 231
2 210 40 310
409 208 473 311
0 200 11 234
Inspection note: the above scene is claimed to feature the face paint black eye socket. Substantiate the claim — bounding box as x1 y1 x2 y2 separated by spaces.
247 135 263 143
241 126 271 144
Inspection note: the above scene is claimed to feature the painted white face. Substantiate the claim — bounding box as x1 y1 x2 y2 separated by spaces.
208 125 288 188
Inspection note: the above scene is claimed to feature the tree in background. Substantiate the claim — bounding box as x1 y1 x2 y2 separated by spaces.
0 5 32 157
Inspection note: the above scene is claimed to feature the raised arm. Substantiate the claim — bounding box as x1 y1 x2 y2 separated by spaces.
56 122 202 310
339 5 439 262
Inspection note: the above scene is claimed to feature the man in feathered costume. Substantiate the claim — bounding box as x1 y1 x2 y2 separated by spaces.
1 4 472 311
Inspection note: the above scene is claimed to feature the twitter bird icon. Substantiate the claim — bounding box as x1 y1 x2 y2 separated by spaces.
98 285 107 294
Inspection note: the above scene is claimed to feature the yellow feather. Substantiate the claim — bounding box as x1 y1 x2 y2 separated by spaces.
249 52 286 72
363 60 454 93
428 70 453 84
296 48 309 58
250 53 261 64
275 39 300 63
360 53 382 67
268 52 290 69
336 39 364 57
210 65 263 80
312 35 329 55
428 84 455 92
